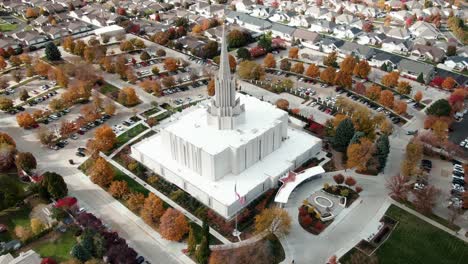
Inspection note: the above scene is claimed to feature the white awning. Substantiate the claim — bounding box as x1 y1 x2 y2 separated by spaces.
274 166 325 204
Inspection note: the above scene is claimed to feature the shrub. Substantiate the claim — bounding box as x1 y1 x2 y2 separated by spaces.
298 206 308 217
314 221 324 231
15 226 33 242
323 183 330 190
340 189 349 197
355 185 363 193
345 176 356 187
302 215 313 226
333 174 345 184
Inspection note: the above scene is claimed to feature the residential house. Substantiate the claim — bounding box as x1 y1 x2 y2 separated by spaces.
67 21 93 35
288 15 309 28
398 59 435 83
177 36 206 54
270 23 295 40
0 37 21 51
334 26 363 39
339 42 375 60
436 68 468 86
390 10 411 22
226 11 272 32
0 250 41 264
304 6 329 20
250 5 274 18
409 21 443 40
292 29 320 49
335 14 357 25
193 3 226 18
357 32 386 46
320 38 344 53
12 31 49 48
32 16 50 27
42 3 66 14
309 20 336 33
38 25 69 40
234 0 255 13
268 11 291 23
443 56 468 72
411 44 445 62
382 37 411 54
370 52 402 70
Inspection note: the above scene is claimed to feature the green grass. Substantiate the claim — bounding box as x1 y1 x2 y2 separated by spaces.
398 200 460 231
0 23 17 32
112 164 149 196
33 230 76 262
0 206 31 242
340 205 468 264
142 107 161 118
99 83 119 94
115 123 148 149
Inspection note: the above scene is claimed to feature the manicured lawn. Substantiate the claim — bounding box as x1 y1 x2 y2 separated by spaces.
340 205 468 264
112 164 149 196
142 107 161 118
33 230 76 262
0 23 17 32
115 123 148 149
100 83 119 94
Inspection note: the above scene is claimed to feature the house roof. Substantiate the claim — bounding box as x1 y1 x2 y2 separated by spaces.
292 28 320 42
412 44 445 60
373 52 403 64
398 59 435 76
340 41 375 58
436 68 468 86
271 23 295 34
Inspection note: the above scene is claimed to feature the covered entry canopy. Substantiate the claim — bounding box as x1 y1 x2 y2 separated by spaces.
274 166 325 204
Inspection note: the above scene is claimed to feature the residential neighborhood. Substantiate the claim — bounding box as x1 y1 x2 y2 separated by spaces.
0 0 467 264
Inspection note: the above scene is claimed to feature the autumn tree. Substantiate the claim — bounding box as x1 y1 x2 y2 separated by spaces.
323 51 338 67
275 99 289 110
346 138 375 171
118 87 140 107
334 71 352 88
25 8 38 18
89 157 114 187
401 140 423 177
386 174 410 201
0 56 7 69
19 53 31 65
263 53 276 68
442 77 456 90
54 67 68 87
320 66 336 85
238 60 265 80
279 59 291 71
141 193 165 227
254 207 291 235
305 64 320 79
19 89 29 101
159 208 189 241
207 79 215 96
393 100 407 114
381 71 399 87
126 192 145 212
16 112 37 129
379 90 395 108
164 58 178 72
15 152 36 173
103 99 116 116
344 176 357 187
291 62 304 74
414 91 423 103
34 61 51 77
333 174 345 185
0 96 13 111
87 125 116 154
333 118 355 152
288 47 299 59
30 218 44 235
412 185 440 215
396 81 412 95
353 60 371 79
340 55 356 75
431 120 448 143
36 127 54 146
109 180 129 199
62 36 75 52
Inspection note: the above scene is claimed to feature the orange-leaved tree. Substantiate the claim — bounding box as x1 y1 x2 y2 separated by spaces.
89 157 115 187
159 208 189 241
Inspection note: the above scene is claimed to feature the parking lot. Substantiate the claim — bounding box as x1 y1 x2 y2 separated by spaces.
449 106 468 153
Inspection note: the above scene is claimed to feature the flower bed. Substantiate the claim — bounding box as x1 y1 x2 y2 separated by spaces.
322 185 359 207
297 205 331 235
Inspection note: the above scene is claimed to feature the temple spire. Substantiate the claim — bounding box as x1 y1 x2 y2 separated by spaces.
218 25 231 81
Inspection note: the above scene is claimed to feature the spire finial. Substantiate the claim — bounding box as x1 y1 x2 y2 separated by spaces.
219 24 230 79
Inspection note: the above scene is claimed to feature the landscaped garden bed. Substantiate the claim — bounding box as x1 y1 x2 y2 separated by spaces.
297 204 331 235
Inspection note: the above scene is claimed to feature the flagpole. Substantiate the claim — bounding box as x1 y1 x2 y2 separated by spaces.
233 182 241 240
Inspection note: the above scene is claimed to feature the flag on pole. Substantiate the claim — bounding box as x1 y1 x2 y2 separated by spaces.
234 183 246 205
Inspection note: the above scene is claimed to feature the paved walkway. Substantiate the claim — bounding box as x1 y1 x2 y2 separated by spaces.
99 153 232 245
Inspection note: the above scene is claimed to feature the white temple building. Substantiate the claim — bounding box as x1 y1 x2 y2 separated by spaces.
131 28 322 219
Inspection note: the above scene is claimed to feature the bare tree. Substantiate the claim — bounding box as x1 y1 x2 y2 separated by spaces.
386 174 410 202
411 185 440 215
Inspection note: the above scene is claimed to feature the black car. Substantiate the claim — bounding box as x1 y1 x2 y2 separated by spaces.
136 256 145 264
453 171 464 177
452 179 465 185
77 147 86 152
56 142 65 148
102 114 111 120
421 159 432 168
76 152 85 157
16 106 25 111
122 121 131 126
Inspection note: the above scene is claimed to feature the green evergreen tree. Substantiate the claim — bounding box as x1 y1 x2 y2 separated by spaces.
81 229 95 256
187 227 197 256
416 72 424 83
236 47 251 60
380 62 388 72
195 236 210 264
41 171 68 199
332 118 355 152
426 99 451 116
45 42 61 61
258 32 272 51
202 221 210 244
71 244 91 262
375 134 390 171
